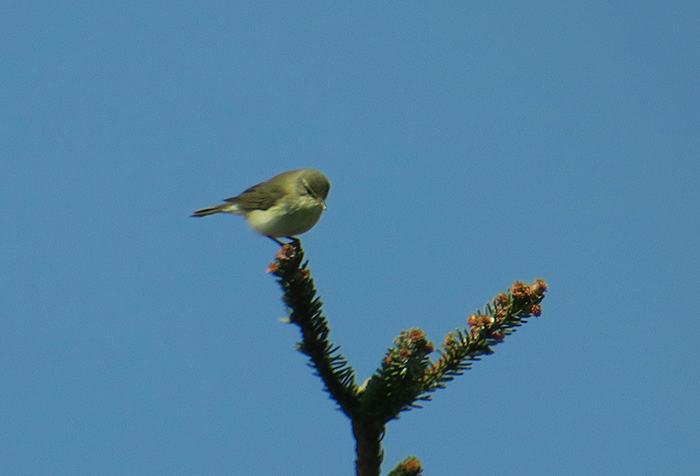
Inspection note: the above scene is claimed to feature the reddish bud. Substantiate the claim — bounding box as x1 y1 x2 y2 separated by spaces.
277 244 296 260
266 262 280 274
408 328 426 342
404 458 421 471
530 279 548 295
511 281 529 300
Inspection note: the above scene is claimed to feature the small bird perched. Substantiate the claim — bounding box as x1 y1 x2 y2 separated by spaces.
191 169 331 245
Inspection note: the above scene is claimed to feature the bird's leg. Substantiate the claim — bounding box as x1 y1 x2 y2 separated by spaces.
267 236 301 250
268 236 286 246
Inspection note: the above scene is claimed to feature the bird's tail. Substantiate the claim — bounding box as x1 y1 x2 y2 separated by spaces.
191 204 228 217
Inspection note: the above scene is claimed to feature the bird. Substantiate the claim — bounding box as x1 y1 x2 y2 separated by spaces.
191 169 330 245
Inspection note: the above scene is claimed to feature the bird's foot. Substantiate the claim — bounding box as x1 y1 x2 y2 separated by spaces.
267 236 301 250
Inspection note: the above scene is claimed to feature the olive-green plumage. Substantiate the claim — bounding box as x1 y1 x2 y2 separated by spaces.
192 169 330 243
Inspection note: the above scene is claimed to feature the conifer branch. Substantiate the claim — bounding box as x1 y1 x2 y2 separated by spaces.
352 419 385 476
267 239 358 418
387 457 423 476
268 240 548 476
421 279 548 398
358 329 434 424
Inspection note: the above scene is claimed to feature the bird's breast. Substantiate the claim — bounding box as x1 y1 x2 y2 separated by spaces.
245 196 324 237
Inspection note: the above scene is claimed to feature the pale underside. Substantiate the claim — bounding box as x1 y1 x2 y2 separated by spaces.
228 195 324 237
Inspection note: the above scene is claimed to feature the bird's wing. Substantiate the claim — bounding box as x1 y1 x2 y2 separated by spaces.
225 183 286 211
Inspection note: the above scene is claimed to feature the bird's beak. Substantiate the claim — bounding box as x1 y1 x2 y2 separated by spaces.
321 202 327 210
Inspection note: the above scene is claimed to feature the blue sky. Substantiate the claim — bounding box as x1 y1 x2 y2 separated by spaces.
2 2 699 475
